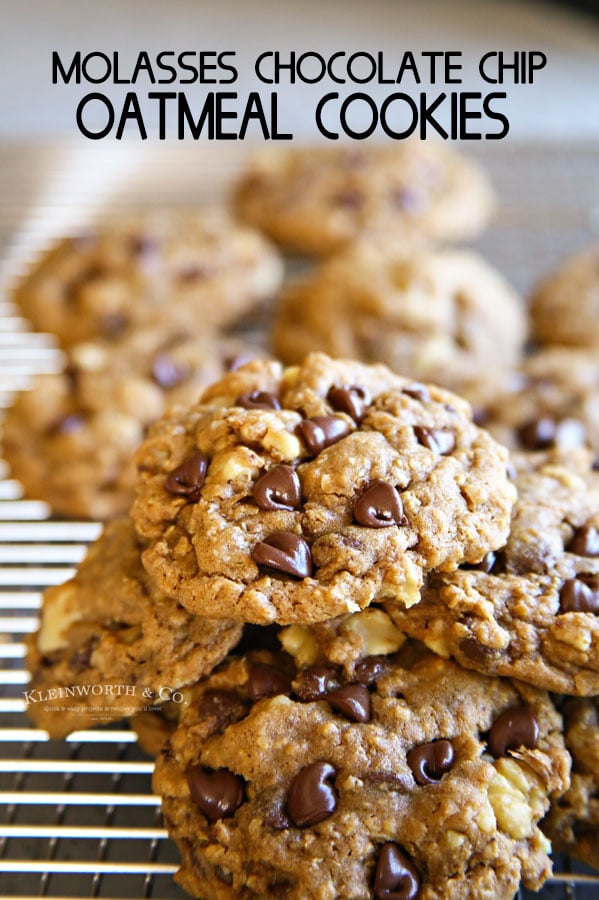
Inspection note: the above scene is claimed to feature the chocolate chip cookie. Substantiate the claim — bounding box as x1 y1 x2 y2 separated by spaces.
464 347 599 455
234 142 494 256
154 650 569 899
2 331 261 520
13 211 283 347
132 353 515 624
26 519 242 738
530 244 599 348
271 245 525 394
543 696 599 870
385 448 599 695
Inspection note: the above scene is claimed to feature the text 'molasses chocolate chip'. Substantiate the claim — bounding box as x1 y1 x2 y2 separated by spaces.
407 740 455 785
327 384 371 423
286 761 338 827
353 480 407 528
296 415 350 455
488 705 539 758
187 764 245 822
374 842 420 899
164 452 209 501
253 465 301 511
414 426 455 455
559 577 599 613
251 532 313 579
236 390 281 411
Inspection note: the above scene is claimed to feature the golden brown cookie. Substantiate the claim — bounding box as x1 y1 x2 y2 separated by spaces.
26 519 243 738
531 244 599 348
132 353 515 624
272 244 525 394
154 651 569 899
2 331 262 520
14 211 283 347
235 142 494 256
385 449 599 695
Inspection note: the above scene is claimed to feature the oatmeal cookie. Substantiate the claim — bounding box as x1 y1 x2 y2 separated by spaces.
26 519 242 738
132 353 515 624
272 245 525 394
2 331 261 520
154 651 569 899
543 696 599 870
530 244 599 348
13 211 283 347
385 449 599 695
234 142 494 256
464 347 599 455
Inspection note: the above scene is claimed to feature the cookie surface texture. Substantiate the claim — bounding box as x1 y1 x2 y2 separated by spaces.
133 354 515 624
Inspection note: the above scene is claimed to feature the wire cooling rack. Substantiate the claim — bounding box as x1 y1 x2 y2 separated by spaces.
0 140 597 899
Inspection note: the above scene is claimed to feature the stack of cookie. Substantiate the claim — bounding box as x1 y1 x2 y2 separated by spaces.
12 141 599 897
27 352 591 899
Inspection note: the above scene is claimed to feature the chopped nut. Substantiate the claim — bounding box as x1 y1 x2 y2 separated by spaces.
445 829 467 849
38 584 83 653
342 609 405 656
279 625 318 666
488 758 537 839
376 557 422 608
263 427 302 461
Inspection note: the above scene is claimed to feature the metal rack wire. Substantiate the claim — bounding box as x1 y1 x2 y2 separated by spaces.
0 141 598 898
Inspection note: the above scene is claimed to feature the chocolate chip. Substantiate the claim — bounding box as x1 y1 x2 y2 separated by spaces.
414 426 455 455
325 684 370 722
334 189 363 210
197 690 245 734
461 551 497 574
152 353 190 389
390 186 426 213
353 656 388 686
567 524 599 557
286 761 337 827
129 234 157 257
69 641 95 671
559 577 599 613
296 416 350 455
164 452 209 501
251 532 312 579
374 842 420 899
402 383 430 403
253 465 301 511
187 765 245 822
178 263 208 282
236 623 281 655
248 664 292 701
517 416 556 450
458 636 495 664
101 312 128 336
236 391 281 411
226 353 256 372
471 406 489 427
488 705 539 758
293 666 339 701
264 804 290 831
52 414 85 435
407 739 455 785
327 385 371 423
353 480 407 528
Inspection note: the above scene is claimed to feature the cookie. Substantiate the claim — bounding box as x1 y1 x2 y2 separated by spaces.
271 245 525 394
13 211 283 347
132 353 515 625
543 696 599 870
153 650 569 899
384 448 599 695
464 347 599 455
530 244 599 348
2 331 262 520
234 142 494 256
25 519 242 739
